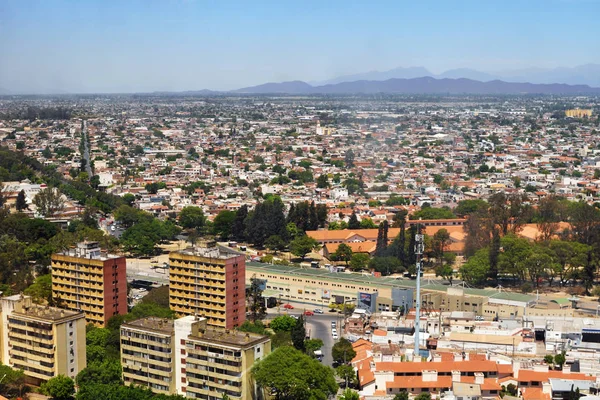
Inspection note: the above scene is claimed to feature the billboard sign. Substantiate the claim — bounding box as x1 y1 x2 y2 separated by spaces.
322 289 331 299
358 292 372 309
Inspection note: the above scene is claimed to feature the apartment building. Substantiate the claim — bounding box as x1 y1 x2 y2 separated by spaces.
0 294 86 384
184 321 271 400
169 241 245 329
51 241 127 327
120 315 271 399
120 317 176 394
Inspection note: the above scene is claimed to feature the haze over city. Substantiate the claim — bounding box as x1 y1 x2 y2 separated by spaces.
1 0 600 94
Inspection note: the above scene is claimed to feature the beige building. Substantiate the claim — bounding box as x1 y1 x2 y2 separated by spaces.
184 322 271 400
51 241 128 327
169 241 246 329
120 315 271 399
121 317 177 394
0 294 86 384
565 108 593 118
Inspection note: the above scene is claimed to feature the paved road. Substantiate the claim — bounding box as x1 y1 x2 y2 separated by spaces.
266 300 343 367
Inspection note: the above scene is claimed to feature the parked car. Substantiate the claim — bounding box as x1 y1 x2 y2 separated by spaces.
283 303 294 309
304 310 314 316
331 321 336 328
313 308 323 314
332 333 339 340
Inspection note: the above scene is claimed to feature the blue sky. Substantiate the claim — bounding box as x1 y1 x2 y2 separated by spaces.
1 0 599 93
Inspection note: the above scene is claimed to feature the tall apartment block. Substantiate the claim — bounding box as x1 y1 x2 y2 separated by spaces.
51 241 127 327
120 315 271 399
0 294 86 385
120 317 176 394
169 241 245 329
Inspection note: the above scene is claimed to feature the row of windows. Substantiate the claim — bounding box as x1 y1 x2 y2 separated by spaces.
259 274 375 292
122 349 172 363
121 330 172 345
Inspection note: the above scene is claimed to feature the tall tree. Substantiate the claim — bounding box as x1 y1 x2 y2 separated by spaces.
248 276 267 322
333 243 353 266
15 189 28 211
332 338 356 365
33 187 65 218
290 235 319 260
232 204 248 242
536 195 565 241
291 315 306 352
348 211 360 229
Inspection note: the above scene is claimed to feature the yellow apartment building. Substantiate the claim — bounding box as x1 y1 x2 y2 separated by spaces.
0 294 86 385
51 241 127 327
121 317 176 394
565 109 593 118
169 241 246 329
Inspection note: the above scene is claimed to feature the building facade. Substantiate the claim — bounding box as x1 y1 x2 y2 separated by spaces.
120 315 271 399
169 241 245 329
51 241 127 327
0 295 86 384
121 317 177 394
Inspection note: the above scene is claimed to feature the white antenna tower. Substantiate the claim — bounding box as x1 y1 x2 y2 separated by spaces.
414 223 424 356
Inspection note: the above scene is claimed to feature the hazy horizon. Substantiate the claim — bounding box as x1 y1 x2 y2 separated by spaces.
1 0 600 94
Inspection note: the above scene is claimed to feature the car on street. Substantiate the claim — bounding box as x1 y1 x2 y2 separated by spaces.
331 328 337 336
283 303 294 309
332 333 339 340
331 321 336 328
313 308 323 314
304 310 314 316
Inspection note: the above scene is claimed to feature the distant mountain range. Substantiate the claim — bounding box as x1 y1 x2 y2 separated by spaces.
234 76 600 95
312 64 600 88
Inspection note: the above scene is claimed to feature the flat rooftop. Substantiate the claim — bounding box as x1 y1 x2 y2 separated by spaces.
190 328 269 348
14 304 84 322
123 317 174 335
172 243 242 261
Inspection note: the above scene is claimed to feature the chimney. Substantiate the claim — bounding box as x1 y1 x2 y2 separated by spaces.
512 360 520 379
452 370 461 383
474 372 484 385
542 381 552 395
433 353 442 362
562 364 571 374
453 352 462 362
422 370 438 382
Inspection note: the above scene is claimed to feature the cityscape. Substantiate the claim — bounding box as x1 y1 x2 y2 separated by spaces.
2 1 600 400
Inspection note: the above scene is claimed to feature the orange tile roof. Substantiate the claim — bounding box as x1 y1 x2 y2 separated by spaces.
517 370 594 383
522 387 551 400
376 360 501 374
324 241 377 254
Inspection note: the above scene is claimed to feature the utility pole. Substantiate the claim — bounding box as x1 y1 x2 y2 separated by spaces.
414 223 424 357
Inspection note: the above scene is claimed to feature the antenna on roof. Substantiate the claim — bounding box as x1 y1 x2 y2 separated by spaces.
414 220 424 357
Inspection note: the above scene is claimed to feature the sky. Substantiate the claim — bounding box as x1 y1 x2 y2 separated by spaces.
1 0 599 94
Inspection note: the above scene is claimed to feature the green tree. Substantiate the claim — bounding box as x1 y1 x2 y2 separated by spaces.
291 315 306 352
460 248 490 286
316 174 330 189
305 338 324 357
0 363 26 398
393 392 409 400
336 364 357 387
368 256 402 276
24 274 52 303
238 320 268 335
290 235 319 260
411 206 456 220
76 359 122 387
339 389 359 400
333 243 353 266
212 210 236 240
348 211 360 229
121 193 136 207
248 276 267 322
178 206 206 231
252 346 337 400
349 253 370 271
40 374 75 400
270 315 297 333
415 393 432 400
544 354 555 364
359 218 377 229
435 264 454 285
16 189 28 211
555 353 566 369
332 338 356 365
265 235 286 253
454 199 487 217
33 187 65 218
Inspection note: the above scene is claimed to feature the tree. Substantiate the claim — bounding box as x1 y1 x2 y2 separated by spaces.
336 364 357 388
291 315 306 352
375 221 389 255
33 187 65 218
411 206 456 220
0 363 26 398
179 206 206 232
238 320 268 335
554 352 566 369
544 354 555 364
316 174 330 189
460 248 490 286
349 253 370 271
270 315 297 333
265 235 286 253
333 243 353 266
498 234 532 283
454 199 487 217
232 204 248 241
246 198 287 247
24 274 52 303
212 210 236 240
393 392 409 400
344 149 355 168
359 218 377 229
435 264 454 285
40 375 75 400
415 393 432 400
248 276 267 322
536 195 565 241
348 211 360 229
432 228 450 266
121 193 136 207
76 359 122 387
290 235 319 260
339 389 360 400
252 346 337 400
332 338 356 365
16 189 28 211
305 338 323 357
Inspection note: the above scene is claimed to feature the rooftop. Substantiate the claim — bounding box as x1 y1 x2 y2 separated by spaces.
14 303 84 322
123 317 175 335
190 328 269 348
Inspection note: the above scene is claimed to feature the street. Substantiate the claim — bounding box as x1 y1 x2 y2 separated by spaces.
266 300 343 367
